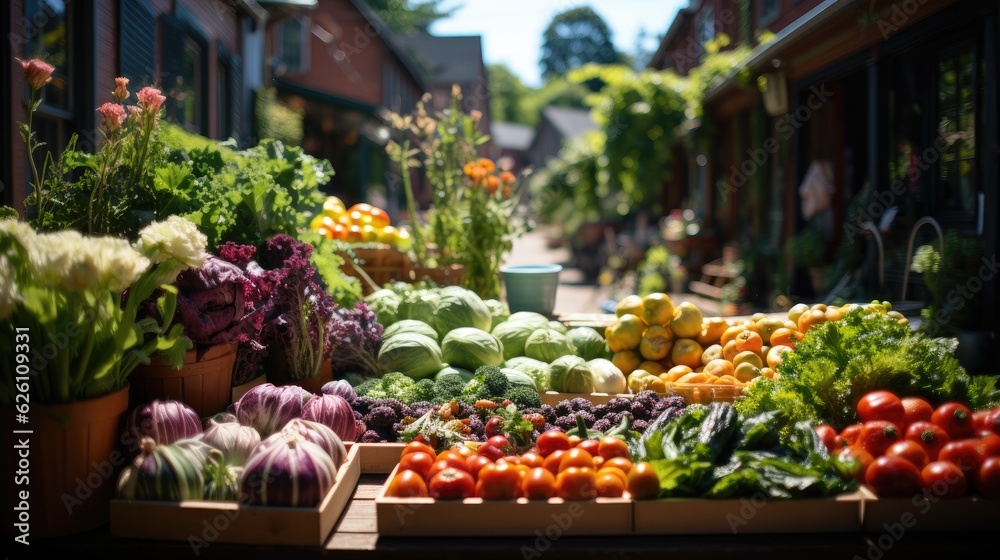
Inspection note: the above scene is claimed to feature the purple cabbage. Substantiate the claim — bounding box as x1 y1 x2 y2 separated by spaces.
234 382 312 438
321 379 357 401
259 418 347 465
240 431 338 507
301 394 358 442
125 400 203 456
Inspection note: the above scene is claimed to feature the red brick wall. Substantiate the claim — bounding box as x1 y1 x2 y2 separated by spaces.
768 0 824 32
95 0 118 104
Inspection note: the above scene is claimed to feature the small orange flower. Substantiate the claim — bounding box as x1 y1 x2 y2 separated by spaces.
18 58 54 90
470 166 487 183
501 186 511 198
499 171 516 185
478 158 495 173
463 162 477 177
485 175 500 194
112 77 130 102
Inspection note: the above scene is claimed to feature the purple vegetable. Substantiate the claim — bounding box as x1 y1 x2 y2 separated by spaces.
301 394 358 442
260 418 346 465
235 383 311 438
125 400 203 455
172 255 258 345
240 431 338 507
321 379 357 401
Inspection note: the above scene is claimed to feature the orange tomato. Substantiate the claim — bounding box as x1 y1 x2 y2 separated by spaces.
559 448 595 472
476 461 522 500
466 455 493 480
597 436 630 460
576 439 600 457
603 457 634 474
520 467 557 500
626 462 661 500
598 466 629 486
555 467 598 500
401 441 436 459
519 452 544 469
594 471 626 497
542 449 566 475
386 470 428 498
398 451 435 480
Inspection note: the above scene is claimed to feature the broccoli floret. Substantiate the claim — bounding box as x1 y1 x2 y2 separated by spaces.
354 378 381 398
380 372 420 403
461 366 510 402
413 378 436 403
434 375 467 402
507 386 542 409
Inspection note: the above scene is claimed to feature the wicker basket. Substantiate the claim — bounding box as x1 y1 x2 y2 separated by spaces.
410 264 465 287
338 247 413 295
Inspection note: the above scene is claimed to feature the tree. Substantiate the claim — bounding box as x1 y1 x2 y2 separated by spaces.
540 7 620 82
520 77 590 125
363 0 454 35
487 64 531 124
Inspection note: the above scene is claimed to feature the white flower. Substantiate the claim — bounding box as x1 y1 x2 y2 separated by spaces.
0 253 19 320
91 237 151 292
136 215 208 269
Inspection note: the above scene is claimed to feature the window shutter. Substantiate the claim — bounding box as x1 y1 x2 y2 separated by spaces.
230 54 244 144
119 0 156 85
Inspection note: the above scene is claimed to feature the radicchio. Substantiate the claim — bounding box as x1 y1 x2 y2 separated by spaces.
259 418 347 465
301 394 358 442
234 382 311 438
321 379 357 401
125 400 203 455
240 431 338 507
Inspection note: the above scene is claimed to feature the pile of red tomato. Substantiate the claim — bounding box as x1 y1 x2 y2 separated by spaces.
816 391 1000 498
384 431 662 501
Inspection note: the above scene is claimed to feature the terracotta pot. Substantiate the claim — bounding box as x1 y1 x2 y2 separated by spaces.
129 343 237 417
3 384 129 538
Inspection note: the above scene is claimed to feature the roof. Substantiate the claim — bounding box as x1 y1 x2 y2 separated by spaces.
347 0 430 93
647 0 700 69
541 106 597 139
490 122 535 151
401 34 486 86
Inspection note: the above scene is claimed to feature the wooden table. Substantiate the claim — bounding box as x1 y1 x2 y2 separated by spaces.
28 474 994 559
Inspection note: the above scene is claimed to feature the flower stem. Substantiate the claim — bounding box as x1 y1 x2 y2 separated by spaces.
400 140 426 268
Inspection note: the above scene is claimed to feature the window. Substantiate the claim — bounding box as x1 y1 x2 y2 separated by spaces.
697 5 715 47
935 44 981 226
759 0 781 28
25 0 70 110
277 17 310 74
218 57 232 139
162 15 207 134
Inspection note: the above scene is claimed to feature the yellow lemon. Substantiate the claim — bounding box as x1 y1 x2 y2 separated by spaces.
605 314 646 352
670 302 703 339
641 292 675 326
615 295 644 318
639 325 673 361
671 338 703 369
612 350 642 375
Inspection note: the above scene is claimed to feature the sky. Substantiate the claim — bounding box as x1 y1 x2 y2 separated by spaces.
429 0 688 87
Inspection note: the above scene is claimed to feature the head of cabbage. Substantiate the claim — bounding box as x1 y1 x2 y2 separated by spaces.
506 312 550 327
376 333 444 380
364 288 402 326
566 327 612 361
505 356 551 392
491 320 540 361
549 355 594 393
484 299 510 330
396 290 441 322
382 319 439 342
440 327 505 371
586 358 626 394
524 329 576 363
433 288 492 338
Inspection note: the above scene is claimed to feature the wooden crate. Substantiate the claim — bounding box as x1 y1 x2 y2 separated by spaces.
632 491 864 535
346 442 405 473
859 486 1000 532
110 445 360 546
375 464 632 536
539 392 632 406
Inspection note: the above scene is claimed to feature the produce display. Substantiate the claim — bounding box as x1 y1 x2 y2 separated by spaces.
310 196 411 248
820 390 1000 499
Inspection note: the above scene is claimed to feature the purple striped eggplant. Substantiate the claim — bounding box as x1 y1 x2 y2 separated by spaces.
234 382 312 437
259 418 346 466
301 394 358 442
239 431 338 507
125 399 203 455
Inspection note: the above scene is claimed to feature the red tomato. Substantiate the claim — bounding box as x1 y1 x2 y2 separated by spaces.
901 397 934 428
835 446 875 483
555 467 598 500
885 440 930 469
427 458 466 480
858 420 903 457
975 433 1000 458
626 462 661 500
977 408 1000 436
520 467 557 500
838 424 863 447
597 436 629 460
451 445 476 460
594 471 626 497
857 391 906 427
542 450 566 475
866 456 922 498
576 439 601 457
921 461 968 499
559 448 595 472
976 457 1000 498
938 440 984 476
972 410 990 432
931 402 975 439
487 435 514 455
477 443 505 462
397 451 435 480
466 455 492 480
476 461 522 500
536 430 572 457
428 468 476 500
905 421 951 461
401 441 436 459
519 452 544 469
815 424 837 452
386 470 428 498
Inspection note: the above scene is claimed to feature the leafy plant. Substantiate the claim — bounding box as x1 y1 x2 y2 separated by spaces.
254 87 304 146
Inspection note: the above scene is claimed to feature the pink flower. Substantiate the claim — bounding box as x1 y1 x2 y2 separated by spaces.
112 77 130 102
97 102 126 132
136 86 165 114
18 58 55 90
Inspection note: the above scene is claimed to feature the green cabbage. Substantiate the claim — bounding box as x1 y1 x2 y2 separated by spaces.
566 327 612 361
484 299 510 330
506 312 550 327
433 287 492 337
364 289 402 326
587 358 626 394
491 320 540 360
435 365 474 383
524 329 576 363
549 356 595 393
501 368 538 391
397 290 441 322
382 319 439 342
547 320 568 334
440 327 505 371
376 333 444 380
505 357 551 391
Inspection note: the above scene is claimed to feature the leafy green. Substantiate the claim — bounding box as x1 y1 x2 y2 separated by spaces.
737 308 1000 430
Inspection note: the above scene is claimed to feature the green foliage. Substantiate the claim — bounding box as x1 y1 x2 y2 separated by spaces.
784 222 825 268
362 0 454 34
529 133 609 232
520 77 592 125
737 308 1000 431
488 64 533 124
254 88 303 146
540 7 620 81
0 207 18 220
